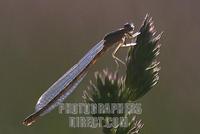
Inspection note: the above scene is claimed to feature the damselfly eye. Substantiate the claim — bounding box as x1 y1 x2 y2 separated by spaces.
124 23 134 32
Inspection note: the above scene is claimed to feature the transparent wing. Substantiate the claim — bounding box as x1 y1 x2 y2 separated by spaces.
40 72 87 116
35 40 105 113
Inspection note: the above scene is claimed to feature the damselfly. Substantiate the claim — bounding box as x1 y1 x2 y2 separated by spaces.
23 23 139 126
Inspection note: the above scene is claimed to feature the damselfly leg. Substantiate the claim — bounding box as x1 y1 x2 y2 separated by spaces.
112 43 126 69
112 32 140 69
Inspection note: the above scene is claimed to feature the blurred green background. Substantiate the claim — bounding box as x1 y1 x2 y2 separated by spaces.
0 0 199 134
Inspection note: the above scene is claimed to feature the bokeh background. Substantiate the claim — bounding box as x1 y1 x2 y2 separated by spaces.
0 0 199 134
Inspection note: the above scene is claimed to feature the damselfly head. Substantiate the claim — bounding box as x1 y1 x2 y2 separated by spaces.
124 23 134 34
